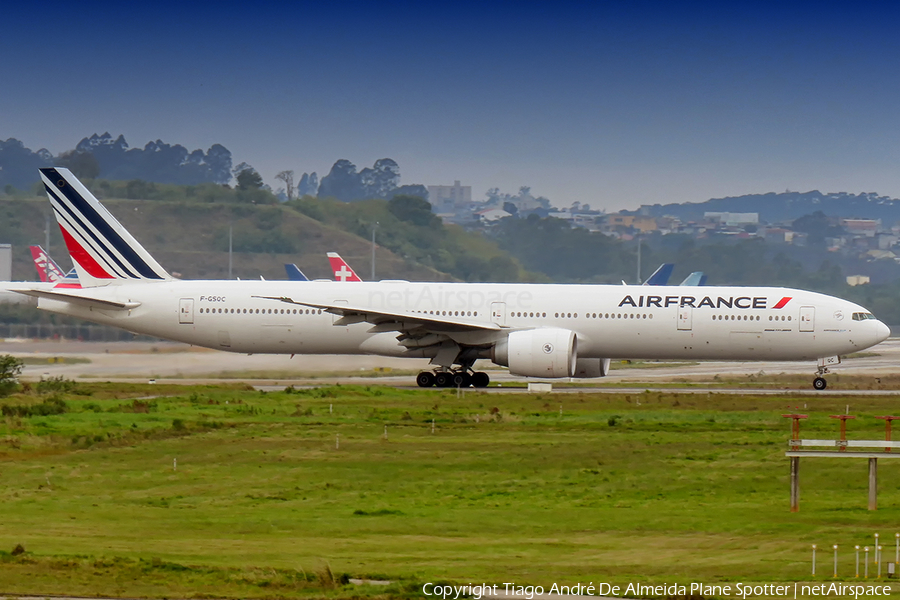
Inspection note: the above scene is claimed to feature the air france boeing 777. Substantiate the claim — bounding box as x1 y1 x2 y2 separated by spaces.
13 168 891 390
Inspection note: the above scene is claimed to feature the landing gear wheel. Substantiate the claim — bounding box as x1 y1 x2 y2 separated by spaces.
471 372 490 388
813 377 827 391
416 371 436 388
435 372 453 388
451 372 470 388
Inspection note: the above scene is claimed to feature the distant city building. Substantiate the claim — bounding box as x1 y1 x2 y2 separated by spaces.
764 228 795 244
604 214 658 233
866 249 896 261
0 244 10 281
846 275 871 286
703 212 759 226
841 219 880 237
475 208 512 222
877 233 898 250
427 180 471 211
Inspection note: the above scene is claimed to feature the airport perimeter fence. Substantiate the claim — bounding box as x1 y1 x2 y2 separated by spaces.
0 323 161 342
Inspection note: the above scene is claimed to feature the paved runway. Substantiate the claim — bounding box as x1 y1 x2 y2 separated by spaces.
2 338 898 390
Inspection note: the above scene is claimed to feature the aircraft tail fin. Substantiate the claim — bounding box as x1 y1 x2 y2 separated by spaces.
29 245 65 282
642 263 674 286
680 271 707 286
326 252 363 282
39 167 171 287
285 263 309 281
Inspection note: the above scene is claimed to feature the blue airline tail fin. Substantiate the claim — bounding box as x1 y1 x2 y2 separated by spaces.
643 263 674 286
285 264 309 281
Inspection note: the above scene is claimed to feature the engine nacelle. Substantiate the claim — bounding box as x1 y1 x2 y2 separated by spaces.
573 358 611 378
492 328 577 378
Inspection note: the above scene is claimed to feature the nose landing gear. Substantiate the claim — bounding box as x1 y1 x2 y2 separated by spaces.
812 356 840 390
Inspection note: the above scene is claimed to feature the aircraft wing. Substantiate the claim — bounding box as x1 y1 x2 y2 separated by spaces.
14 288 141 310
252 295 500 332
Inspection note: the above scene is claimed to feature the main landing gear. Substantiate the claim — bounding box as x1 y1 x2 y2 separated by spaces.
813 377 827 391
416 369 490 388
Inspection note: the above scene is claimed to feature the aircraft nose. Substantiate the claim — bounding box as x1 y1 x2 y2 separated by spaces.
875 321 891 344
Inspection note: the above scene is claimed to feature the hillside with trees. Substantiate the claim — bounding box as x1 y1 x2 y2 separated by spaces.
0 192 454 284
0 134 233 192
643 190 900 223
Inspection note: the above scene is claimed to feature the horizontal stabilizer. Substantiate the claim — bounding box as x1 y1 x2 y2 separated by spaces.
15 288 141 310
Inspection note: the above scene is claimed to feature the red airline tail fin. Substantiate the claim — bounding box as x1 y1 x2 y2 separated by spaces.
326 252 363 282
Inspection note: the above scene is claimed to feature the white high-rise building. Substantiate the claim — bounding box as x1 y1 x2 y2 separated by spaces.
0 244 10 281
427 180 471 211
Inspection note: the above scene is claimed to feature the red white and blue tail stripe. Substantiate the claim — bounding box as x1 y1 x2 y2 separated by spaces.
39 167 171 287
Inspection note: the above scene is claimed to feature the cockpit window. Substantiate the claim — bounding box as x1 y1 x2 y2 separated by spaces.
852 312 876 321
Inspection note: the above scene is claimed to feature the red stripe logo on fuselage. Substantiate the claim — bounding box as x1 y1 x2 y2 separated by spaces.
772 297 792 309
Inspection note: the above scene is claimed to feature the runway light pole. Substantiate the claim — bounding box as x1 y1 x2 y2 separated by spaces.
228 224 233 279
371 221 378 280
636 234 642 284
857 546 861 578
834 545 838 577
812 544 817 575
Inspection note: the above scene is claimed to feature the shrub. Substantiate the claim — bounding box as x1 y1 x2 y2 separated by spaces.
0 355 23 397
1 396 67 417
36 376 77 395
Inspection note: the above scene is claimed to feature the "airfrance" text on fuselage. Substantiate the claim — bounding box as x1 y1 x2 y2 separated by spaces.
618 295 772 309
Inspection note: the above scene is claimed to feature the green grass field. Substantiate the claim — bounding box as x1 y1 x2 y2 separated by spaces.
2 382 900 598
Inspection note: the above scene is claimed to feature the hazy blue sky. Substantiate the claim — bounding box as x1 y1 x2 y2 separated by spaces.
2 1 899 209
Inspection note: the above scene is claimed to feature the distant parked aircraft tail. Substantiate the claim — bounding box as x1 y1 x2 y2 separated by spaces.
285 263 310 281
29 245 65 282
642 263 674 286
680 271 708 286
326 252 363 282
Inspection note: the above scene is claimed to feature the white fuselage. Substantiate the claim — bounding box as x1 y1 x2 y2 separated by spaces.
33 280 890 362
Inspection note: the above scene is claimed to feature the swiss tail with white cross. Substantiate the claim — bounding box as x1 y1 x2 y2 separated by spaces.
326 252 363 282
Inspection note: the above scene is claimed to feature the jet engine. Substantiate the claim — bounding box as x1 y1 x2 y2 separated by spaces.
573 357 611 378
492 328 576 378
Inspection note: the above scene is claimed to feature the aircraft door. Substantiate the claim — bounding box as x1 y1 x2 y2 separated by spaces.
677 306 692 331
179 298 194 324
490 302 506 326
332 299 348 325
799 306 815 332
